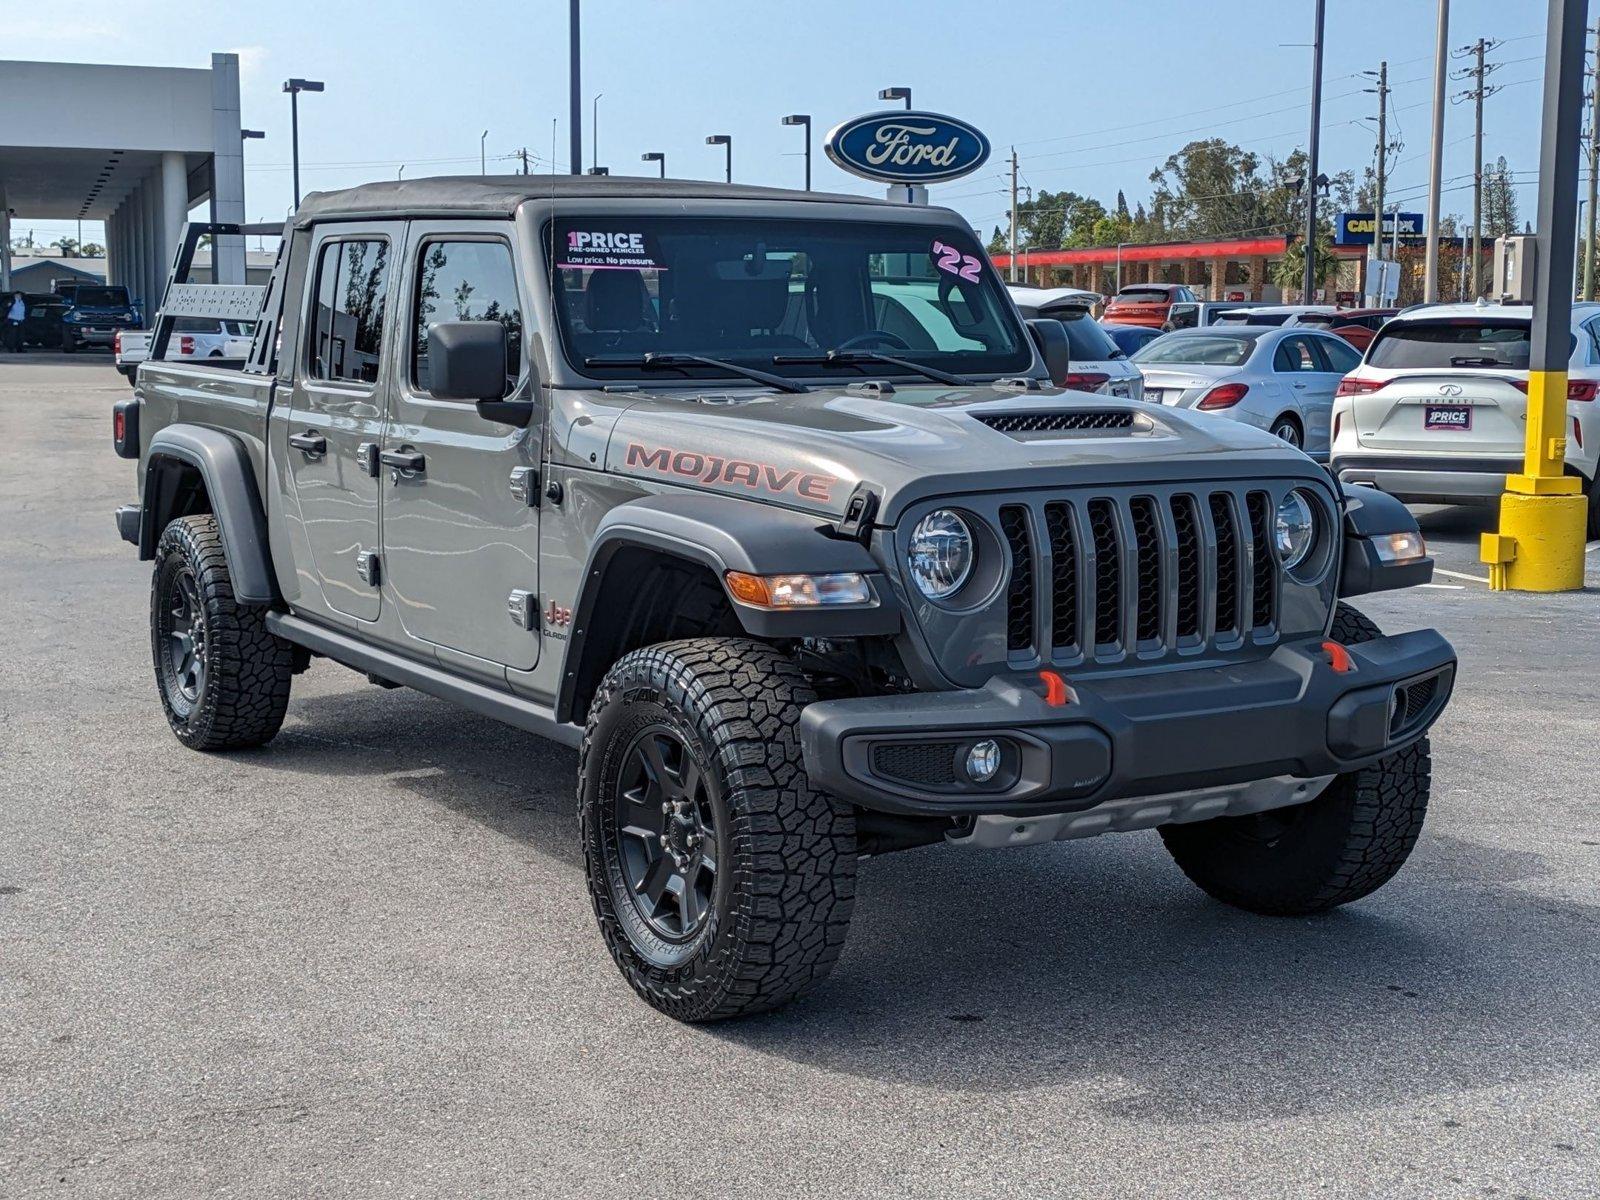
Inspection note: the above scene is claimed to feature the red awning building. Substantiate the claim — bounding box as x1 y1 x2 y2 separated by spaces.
990 235 1366 302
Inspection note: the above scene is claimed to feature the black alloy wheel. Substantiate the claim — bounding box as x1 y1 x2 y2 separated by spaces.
158 563 208 714
613 725 719 941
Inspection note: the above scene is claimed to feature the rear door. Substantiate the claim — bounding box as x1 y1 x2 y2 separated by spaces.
1304 334 1360 455
378 221 542 672
281 225 401 623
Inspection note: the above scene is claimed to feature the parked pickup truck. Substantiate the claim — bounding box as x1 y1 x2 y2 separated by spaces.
116 317 256 378
113 177 1455 1022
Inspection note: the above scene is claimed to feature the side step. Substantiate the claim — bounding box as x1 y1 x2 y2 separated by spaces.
264 612 582 748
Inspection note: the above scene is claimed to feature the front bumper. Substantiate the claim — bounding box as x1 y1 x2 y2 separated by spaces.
800 631 1455 816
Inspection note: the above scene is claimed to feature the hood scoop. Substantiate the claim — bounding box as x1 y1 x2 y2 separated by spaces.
974 409 1138 435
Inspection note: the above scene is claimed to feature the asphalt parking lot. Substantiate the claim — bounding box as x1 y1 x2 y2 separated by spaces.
3 356 1597 1199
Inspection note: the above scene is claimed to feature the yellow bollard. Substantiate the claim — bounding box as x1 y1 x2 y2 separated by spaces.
1482 368 1588 591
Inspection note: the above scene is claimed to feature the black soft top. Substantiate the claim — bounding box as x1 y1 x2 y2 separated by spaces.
293 174 891 227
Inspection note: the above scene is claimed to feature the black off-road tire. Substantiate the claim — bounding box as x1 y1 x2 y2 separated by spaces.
150 514 294 750
580 638 857 1022
1159 603 1431 916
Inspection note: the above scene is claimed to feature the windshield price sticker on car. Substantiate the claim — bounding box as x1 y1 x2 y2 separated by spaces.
559 229 664 271
1424 404 1472 431
931 240 982 282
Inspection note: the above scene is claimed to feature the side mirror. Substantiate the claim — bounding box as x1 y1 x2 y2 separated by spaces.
1026 318 1071 387
426 320 531 427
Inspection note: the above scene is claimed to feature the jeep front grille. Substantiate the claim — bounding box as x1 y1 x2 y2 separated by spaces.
993 486 1280 664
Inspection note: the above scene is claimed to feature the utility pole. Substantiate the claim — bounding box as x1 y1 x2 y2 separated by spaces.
1481 0 1589 592
1584 23 1600 299
1455 37 1501 297
1303 0 1327 303
518 148 530 176
1365 60 1390 305
1424 0 1450 300
1008 147 1019 283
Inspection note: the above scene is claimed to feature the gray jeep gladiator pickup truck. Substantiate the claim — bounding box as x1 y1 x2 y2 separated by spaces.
113 177 1455 1022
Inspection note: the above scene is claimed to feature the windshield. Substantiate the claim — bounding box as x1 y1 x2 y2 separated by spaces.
69 287 129 308
1047 310 1123 360
549 216 1031 382
1111 288 1171 305
1132 332 1259 366
1365 319 1563 370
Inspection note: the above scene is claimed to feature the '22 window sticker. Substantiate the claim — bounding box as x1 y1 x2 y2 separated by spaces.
931 240 982 283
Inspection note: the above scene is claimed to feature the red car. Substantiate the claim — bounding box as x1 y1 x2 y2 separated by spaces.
1102 283 1197 329
1297 307 1398 353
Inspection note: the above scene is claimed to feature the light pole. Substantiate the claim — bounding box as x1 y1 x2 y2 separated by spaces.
585 166 610 176
706 135 731 183
878 86 911 110
282 78 324 207
569 0 582 175
592 93 602 172
641 151 666 178
781 115 811 189
480 129 489 175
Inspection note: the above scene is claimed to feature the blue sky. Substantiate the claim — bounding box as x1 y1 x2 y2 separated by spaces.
11 0 1556 248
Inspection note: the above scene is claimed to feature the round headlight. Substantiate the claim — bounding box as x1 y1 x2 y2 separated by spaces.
1274 490 1317 571
907 509 974 600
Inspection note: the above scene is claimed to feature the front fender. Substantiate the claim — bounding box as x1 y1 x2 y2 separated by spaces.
1337 483 1434 597
556 492 902 723
142 425 278 604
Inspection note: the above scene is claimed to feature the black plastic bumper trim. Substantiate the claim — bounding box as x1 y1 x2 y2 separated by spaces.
799 630 1456 816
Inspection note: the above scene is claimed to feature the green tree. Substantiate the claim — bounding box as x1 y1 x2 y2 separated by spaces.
1483 157 1519 238
54 236 80 257
1273 226 1339 299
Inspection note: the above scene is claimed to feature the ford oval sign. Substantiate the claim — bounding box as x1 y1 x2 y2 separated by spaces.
823 111 991 185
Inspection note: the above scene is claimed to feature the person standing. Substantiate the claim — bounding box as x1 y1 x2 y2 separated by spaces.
3 291 24 351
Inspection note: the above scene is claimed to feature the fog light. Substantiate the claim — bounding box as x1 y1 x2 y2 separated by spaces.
966 739 1002 783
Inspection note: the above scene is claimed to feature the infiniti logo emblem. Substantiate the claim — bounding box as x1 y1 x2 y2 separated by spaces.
1438 383 1463 396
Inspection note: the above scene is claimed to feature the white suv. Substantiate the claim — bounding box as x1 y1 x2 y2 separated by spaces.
1330 302 1600 537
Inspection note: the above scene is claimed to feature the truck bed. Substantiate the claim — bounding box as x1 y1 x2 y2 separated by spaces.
135 360 276 494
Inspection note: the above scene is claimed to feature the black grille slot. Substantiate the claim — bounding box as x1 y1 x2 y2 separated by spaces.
999 505 1034 653
1130 497 1163 643
1170 495 1203 640
1210 493 1240 637
1390 674 1442 736
873 742 959 787
1044 502 1078 653
976 410 1135 434
1246 491 1275 629
1087 500 1122 648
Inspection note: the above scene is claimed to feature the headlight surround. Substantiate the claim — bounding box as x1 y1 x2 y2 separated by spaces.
907 509 975 600
1274 489 1318 572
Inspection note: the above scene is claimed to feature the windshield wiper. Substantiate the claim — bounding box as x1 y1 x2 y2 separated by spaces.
772 349 967 387
1449 355 1514 367
583 352 809 394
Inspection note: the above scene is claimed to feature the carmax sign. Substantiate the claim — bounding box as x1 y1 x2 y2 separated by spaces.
1336 211 1425 245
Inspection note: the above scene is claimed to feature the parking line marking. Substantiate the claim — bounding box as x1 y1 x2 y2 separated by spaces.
1435 567 1491 584
1587 541 1600 554
1419 583 1465 590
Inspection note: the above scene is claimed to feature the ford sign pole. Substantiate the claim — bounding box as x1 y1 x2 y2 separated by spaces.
1480 0 1589 592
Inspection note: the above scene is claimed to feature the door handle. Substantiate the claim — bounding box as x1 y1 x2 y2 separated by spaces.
288 430 327 455
1291 381 1308 389
380 448 426 473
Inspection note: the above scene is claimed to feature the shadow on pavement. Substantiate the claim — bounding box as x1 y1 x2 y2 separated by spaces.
274 680 1599 1124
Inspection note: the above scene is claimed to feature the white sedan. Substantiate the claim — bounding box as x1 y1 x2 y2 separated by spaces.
1131 325 1363 460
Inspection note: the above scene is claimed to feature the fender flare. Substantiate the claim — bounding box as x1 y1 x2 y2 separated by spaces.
142 425 279 604
556 492 900 723
1337 483 1433 597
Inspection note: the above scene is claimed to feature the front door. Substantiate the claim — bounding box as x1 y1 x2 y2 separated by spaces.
378 222 542 670
282 225 401 622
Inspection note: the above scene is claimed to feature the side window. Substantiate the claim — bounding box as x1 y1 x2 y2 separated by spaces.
308 238 390 384
1584 318 1600 364
1316 335 1361 374
172 317 222 334
411 239 523 395
1274 336 1319 372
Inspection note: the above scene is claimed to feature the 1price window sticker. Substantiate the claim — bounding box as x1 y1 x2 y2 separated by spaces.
1424 405 1473 431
